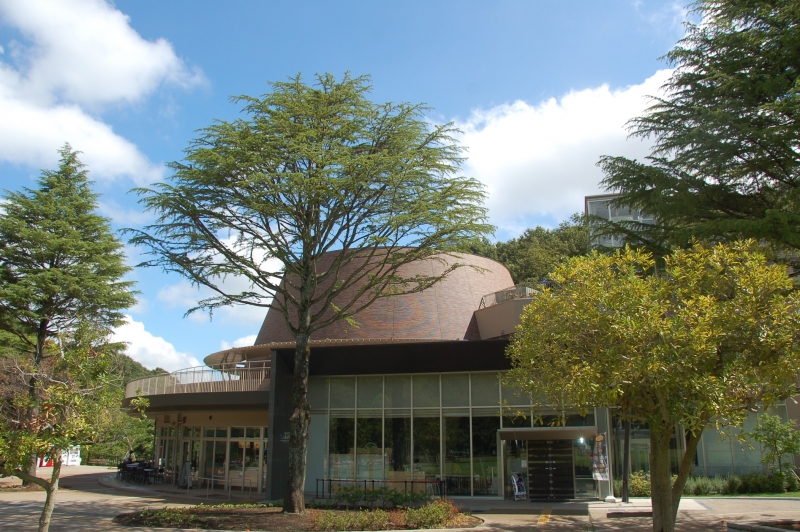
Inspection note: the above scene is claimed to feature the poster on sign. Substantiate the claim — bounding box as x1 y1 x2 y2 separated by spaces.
592 434 609 481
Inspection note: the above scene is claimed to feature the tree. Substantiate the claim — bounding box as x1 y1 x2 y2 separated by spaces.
494 214 589 284
82 353 160 464
127 73 492 512
597 0 800 259
0 323 124 532
749 414 800 475
0 146 136 478
506 241 800 532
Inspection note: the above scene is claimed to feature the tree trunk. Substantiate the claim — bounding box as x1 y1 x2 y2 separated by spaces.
25 319 49 485
38 455 61 532
283 307 313 513
671 430 702 519
649 424 675 532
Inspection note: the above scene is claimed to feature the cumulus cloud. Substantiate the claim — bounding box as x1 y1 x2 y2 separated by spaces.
0 0 204 184
454 69 672 235
113 315 201 371
220 335 257 351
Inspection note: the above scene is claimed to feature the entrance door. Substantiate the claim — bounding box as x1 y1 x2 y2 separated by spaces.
527 440 574 500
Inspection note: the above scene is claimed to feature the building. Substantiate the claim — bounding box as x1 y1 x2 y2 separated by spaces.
124 250 797 501
585 193 654 248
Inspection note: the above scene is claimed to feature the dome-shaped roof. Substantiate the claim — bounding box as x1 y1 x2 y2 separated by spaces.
252 251 513 346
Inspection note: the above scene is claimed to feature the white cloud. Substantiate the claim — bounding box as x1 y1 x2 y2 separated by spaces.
220 335 257 351
0 95 164 185
0 0 204 108
0 0 204 184
157 280 268 324
455 69 672 235
113 315 201 371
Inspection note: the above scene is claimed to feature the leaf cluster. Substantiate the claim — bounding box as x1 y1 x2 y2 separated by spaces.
597 0 800 260
127 73 493 334
506 241 800 436
0 323 121 476
0 144 136 353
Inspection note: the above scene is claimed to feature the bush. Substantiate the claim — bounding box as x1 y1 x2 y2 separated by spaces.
629 470 651 497
768 472 787 493
406 499 459 529
311 501 457 531
786 472 799 492
740 473 769 494
723 475 742 495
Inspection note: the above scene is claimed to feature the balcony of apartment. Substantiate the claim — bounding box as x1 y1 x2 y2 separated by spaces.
474 284 540 339
122 361 271 414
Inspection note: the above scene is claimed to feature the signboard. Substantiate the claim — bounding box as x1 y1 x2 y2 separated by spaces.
592 433 609 481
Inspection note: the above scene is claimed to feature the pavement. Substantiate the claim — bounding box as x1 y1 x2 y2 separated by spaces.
1 466 800 531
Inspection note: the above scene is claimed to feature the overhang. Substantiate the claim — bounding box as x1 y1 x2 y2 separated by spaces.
122 390 269 414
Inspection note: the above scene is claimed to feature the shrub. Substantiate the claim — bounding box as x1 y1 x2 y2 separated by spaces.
311 501 455 531
723 475 742 494
406 499 459 529
691 476 712 496
629 470 651 497
739 473 769 494
786 472 799 492
768 472 787 493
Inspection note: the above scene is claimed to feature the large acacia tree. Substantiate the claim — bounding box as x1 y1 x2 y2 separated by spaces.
128 73 492 512
597 0 800 258
507 241 800 532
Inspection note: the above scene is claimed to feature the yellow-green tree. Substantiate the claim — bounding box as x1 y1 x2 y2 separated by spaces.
0 323 124 532
507 241 800 532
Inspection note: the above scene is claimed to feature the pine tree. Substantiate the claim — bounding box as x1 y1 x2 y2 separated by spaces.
0 144 137 502
597 0 800 259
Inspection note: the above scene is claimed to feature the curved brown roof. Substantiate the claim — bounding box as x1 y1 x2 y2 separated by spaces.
254 252 512 346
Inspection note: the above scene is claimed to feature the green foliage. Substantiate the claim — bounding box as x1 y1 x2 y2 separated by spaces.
311 500 460 531
615 473 799 497
330 485 431 509
405 499 459 529
0 144 136 358
747 414 800 474
122 507 205 529
127 73 492 512
128 73 492 328
311 508 391 531
507 241 800 532
0 146 136 532
467 214 590 284
598 0 800 260
0 322 122 483
82 353 158 463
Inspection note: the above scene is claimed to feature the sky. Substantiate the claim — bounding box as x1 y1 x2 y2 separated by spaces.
0 0 693 371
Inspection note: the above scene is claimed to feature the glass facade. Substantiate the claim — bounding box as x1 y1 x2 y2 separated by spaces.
156 425 268 492
307 371 593 498
612 404 788 479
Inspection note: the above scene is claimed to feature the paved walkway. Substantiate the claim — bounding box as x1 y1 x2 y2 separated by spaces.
2 466 800 530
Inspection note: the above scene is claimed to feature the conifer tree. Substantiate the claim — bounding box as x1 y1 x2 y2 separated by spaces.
597 0 800 259
0 144 137 484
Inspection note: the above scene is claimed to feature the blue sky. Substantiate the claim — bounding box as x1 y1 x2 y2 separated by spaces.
0 0 691 371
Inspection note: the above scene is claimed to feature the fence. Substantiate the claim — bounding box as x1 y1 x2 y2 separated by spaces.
125 361 270 399
315 478 445 500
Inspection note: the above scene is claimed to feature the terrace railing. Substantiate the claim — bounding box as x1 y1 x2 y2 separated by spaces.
124 361 270 399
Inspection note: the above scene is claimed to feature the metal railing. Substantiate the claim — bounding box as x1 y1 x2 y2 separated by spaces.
479 284 539 308
316 478 445 500
125 361 270 399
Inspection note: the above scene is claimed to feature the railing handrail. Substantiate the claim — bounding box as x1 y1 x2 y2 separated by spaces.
125 361 271 399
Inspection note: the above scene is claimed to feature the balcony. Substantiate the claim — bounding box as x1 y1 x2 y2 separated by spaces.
125 361 271 398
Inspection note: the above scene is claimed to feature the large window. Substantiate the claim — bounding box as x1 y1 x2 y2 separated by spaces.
309 372 511 496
